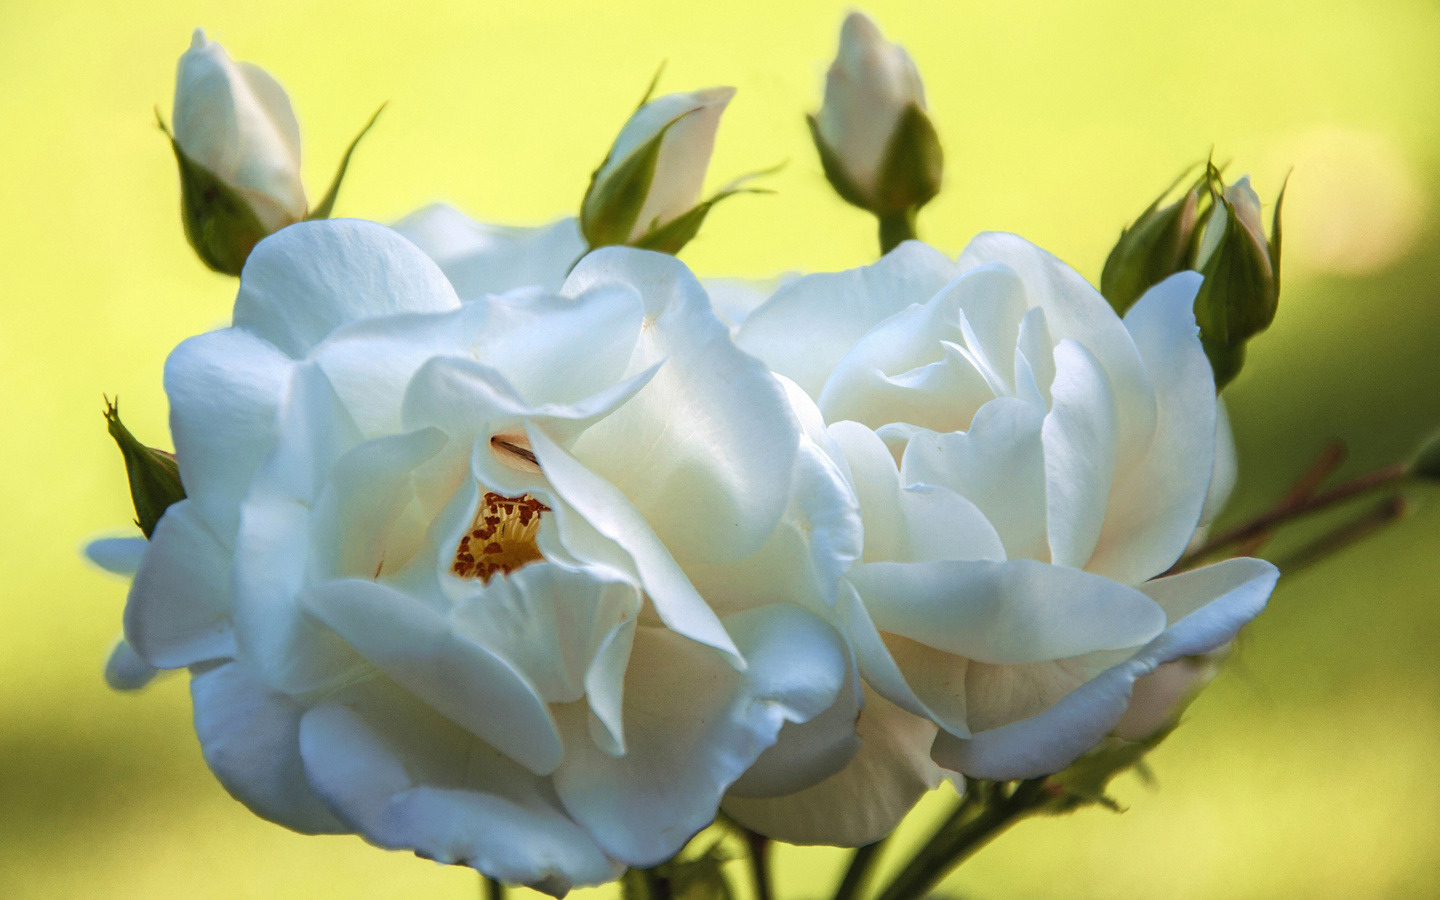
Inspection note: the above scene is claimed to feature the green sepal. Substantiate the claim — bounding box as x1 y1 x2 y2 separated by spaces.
1050 723 1175 813
307 103 386 221
1270 171 1288 297
104 398 185 539
1100 171 1202 317
631 165 779 256
806 114 871 210
873 103 943 216
158 112 269 276
580 109 697 250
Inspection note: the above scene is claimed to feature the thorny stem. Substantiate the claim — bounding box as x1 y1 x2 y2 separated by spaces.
832 837 890 900
874 780 1051 900
1171 461 1409 573
744 828 774 900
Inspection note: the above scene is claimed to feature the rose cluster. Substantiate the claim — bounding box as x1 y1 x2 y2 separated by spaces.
89 14 1279 896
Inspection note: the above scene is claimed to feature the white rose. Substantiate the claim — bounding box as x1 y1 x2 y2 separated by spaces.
392 204 586 300
728 233 1276 840
110 219 859 891
815 12 927 202
581 88 734 246
173 29 306 232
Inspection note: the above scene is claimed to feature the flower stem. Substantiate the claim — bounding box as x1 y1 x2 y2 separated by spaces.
1173 461 1408 572
1273 493 1408 574
743 828 773 900
877 208 918 255
481 875 505 900
832 837 890 900
874 780 1050 900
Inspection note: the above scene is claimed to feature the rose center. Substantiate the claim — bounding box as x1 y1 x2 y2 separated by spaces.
451 492 549 584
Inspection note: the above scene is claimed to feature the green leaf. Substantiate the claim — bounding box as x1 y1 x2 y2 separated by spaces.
1408 429 1440 480
104 398 185 538
307 103 386 221
874 103 943 215
806 114 872 210
158 112 269 276
580 109 698 249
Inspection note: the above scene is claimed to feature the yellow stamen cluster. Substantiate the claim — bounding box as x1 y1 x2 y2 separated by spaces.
451 492 549 583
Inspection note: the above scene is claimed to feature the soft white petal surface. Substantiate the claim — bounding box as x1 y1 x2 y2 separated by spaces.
736 242 958 399
393 204 585 299
124 501 235 668
298 677 615 894
191 660 345 834
233 220 459 359
551 606 847 867
933 557 1276 778
1087 272 1215 584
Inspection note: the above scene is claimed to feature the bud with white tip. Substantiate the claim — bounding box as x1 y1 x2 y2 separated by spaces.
580 87 736 254
164 29 381 275
171 29 305 271
809 11 941 252
1192 171 1286 389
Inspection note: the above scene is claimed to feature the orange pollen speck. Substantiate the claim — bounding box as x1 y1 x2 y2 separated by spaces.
451 492 549 584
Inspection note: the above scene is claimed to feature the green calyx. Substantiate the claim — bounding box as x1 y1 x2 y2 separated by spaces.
160 104 383 275
1100 170 1205 317
1192 171 1285 390
104 398 185 539
159 113 269 276
809 104 943 256
580 109 690 251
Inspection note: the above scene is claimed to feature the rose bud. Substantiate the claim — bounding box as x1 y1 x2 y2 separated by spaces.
163 29 380 275
580 86 736 254
167 29 306 274
1191 174 1286 389
808 11 941 252
1101 179 1202 317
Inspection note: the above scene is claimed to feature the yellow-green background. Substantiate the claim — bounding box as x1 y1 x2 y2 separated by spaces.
4 0 1438 897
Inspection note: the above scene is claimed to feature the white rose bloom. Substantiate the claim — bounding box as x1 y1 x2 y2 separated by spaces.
583 88 735 244
106 219 860 892
729 234 1276 841
815 12 927 201
173 29 307 232
393 204 586 299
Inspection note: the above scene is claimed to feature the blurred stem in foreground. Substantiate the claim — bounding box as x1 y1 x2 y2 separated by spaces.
1173 459 1410 572
831 837 889 900
875 780 1052 900
742 828 773 900
482 875 504 900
